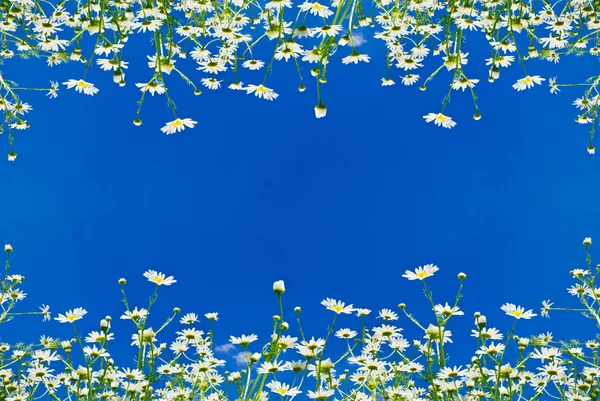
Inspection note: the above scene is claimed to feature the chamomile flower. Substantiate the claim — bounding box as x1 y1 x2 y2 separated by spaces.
512 75 545 91
201 78 222 90
230 334 259 346
63 79 99 95
501 303 537 319
135 81 166 96
266 381 302 396
423 113 456 128
245 84 278 100
403 263 440 280
298 1 333 17
321 298 354 314
143 270 177 285
55 308 87 323
342 50 370 64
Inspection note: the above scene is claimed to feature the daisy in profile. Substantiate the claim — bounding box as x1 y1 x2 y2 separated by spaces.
160 118 197 135
63 79 99 95
321 298 354 314
55 307 87 323
201 78 222 90
143 270 177 286
266 381 302 396
245 84 278 100
205 312 218 320
342 50 370 64
135 81 165 96
512 75 545 91
423 112 456 128
402 264 439 280
500 303 537 319
230 334 258 346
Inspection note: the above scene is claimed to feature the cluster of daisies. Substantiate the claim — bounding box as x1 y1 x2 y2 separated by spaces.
2 238 600 401
0 0 600 159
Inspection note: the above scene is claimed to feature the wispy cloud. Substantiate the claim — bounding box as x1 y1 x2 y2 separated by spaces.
215 343 236 353
352 31 367 47
233 351 248 367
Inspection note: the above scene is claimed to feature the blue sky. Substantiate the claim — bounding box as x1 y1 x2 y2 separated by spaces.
1 31 600 373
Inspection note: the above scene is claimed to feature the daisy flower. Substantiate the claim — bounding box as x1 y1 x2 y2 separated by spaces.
402 264 439 280
381 77 395 86
201 77 222 90
312 24 343 38
63 79 99 95
512 75 545 91
501 303 537 319
342 50 370 64
229 81 245 90
230 334 258 346
246 84 278 100
423 113 456 128
55 307 87 323
205 312 219 320
321 298 354 314
135 81 166 96
298 1 333 17
143 270 177 286
401 74 420 85
180 313 199 324
160 118 197 135
266 381 302 396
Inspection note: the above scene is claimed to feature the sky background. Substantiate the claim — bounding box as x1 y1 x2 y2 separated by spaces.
1 29 600 376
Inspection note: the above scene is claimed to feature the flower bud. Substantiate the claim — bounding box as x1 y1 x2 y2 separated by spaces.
273 280 285 295
294 306 301 313
476 315 487 329
118 278 127 285
458 272 466 279
584 237 592 246
4 244 12 253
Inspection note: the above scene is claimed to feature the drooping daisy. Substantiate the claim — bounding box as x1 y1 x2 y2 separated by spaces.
242 59 265 70
245 84 278 100
314 102 327 118
228 81 245 90
201 77 222 90
143 270 177 285
63 79 99 95
55 307 87 323
312 24 343 38
401 74 420 86
342 50 370 64
423 113 456 128
402 264 440 280
381 77 395 86
135 81 166 96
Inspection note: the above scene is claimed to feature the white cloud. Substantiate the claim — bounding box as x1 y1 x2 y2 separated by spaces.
215 343 236 353
352 31 367 47
233 351 248 367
